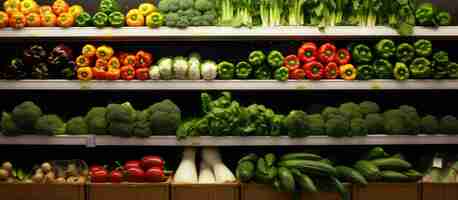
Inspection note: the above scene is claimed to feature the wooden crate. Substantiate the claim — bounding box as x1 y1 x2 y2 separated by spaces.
0 183 84 200
422 183 458 200
172 182 240 200
241 183 350 200
88 178 170 200
352 183 419 200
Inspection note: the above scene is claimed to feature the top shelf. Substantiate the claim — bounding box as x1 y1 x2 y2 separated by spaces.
1 26 457 41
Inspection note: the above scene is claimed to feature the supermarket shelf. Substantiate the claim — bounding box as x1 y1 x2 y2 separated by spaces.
1 80 458 90
0 135 91 146
94 135 458 146
0 26 457 41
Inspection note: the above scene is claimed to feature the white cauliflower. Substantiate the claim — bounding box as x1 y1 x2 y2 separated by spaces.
201 60 218 80
173 56 189 80
149 65 161 80
158 57 173 80
187 53 201 80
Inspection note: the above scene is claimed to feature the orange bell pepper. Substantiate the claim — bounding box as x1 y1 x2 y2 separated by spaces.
118 52 129 63
0 12 9 28
126 9 144 27
20 0 39 15
92 67 107 80
57 12 74 27
77 67 93 80
25 13 41 27
82 44 97 58
96 45 114 60
95 58 108 70
9 12 26 29
4 0 21 14
40 5 53 15
108 57 121 71
52 0 70 16
41 12 57 27
106 69 120 80
123 55 137 66
76 55 91 67
69 5 83 17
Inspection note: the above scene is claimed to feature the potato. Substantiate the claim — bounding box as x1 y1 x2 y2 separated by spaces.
41 162 52 174
66 164 78 177
44 172 56 183
0 169 9 180
2 162 12 172
66 176 79 183
77 176 86 184
55 177 66 184
32 173 44 183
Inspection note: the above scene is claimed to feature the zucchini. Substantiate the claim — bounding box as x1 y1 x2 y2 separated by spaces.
278 167 295 192
404 169 423 181
236 161 255 182
238 153 258 164
381 170 409 182
331 176 349 200
279 153 322 161
290 168 317 192
278 160 337 177
336 166 368 185
354 160 380 181
371 158 412 170
366 147 389 160
265 153 276 167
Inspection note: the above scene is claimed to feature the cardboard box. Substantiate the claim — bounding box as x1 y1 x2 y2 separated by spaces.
172 182 240 200
352 183 419 200
241 183 350 200
0 183 84 200
422 183 458 200
88 178 170 200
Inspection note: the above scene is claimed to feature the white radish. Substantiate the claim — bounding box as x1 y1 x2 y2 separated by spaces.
174 147 198 183
202 147 236 183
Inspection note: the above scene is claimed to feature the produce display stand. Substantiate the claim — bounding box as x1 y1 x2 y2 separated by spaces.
0 183 85 200
88 178 171 200
352 183 419 200
171 182 240 200
241 183 351 200
422 183 458 200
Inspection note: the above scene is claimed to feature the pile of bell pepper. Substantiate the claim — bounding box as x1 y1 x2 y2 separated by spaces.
126 3 163 28
0 0 88 28
289 42 355 80
75 44 154 81
90 155 169 183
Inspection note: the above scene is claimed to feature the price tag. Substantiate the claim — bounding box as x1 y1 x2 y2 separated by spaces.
433 157 443 168
79 80 92 90
295 83 309 90
370 81 382 90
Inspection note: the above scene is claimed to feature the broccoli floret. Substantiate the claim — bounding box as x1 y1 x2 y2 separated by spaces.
322 107 343 121
364 113 384 134
12 101 43 132
359 101 380 116
195 0 215 12
66 117 88 135
202 10 217 25
285 110 307 137
34 115 66 135
85 107 108 135
270 114 284 136
106 103 136 123
305 114 325 136
176 15 191 28
440 115 458 134
158 0 180 13
133 110 152 137
178 0 194 10
176 119 200 139
339 102 362 119
399 105 420 134
148 99 182 135
1 112 19 136
420 115 439 134
383 109 404 119
350 118 368 136
190 15 205 26
384 119 405 135
165 13 180 27
325 115 350 137
109 122 134 137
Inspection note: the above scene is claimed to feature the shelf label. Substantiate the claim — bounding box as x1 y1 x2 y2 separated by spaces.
370 81 382 90
295 83 309 90
433 157 443 168
79 80 92 90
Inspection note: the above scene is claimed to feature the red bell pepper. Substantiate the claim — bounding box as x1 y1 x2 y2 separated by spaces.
126 167 145 182
283 55 300 71
289 68 306 80
304 61 325 80
110 170 123 183
121 65 136 80
123 55 137 66
125 160 142 170
145 167 165 182
318 43 337 64
297 42 317 63
136 50 153 68
106 69 120 80
95 58 108 70
135 68 149 80
142 156 164 169
91 169 109 183
118 52 129 63
324 62 340 79
336 48 351 65
92 67 107 80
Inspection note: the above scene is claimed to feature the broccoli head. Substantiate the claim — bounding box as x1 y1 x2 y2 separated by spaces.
66 117 88 135
322 107 343 121
34 115 66 135
384 119 405 135
1 112 19 136
350 118 368 136
85 107 108 135
148 99 182 135
305 114 325 136
399 105 420 134
158 0 180 13
364 113 384 134
325 115 350 137
106 103 136 123
178 0 194 10
12 101 43 132
133 110 152 137
339 102 362 119
440 115 458 134
285 110 307 137
195 0 215 12
270 114 285 136
165 13 179 27
420 115 439 134
359 101 380 116
176 15 190 28
109 122 134 137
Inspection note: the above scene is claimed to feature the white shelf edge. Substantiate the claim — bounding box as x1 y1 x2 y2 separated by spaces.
1 80 458 90
0 135 91 146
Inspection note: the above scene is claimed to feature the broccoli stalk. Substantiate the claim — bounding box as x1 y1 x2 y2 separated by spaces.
286 0 304 26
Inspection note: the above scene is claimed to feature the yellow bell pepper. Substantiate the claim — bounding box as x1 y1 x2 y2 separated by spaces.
126 9 144 27
138 3 157 16
56 12 74 27
82 44 97 58
41 12 57 27
96 45 114 60
69 5 84 17
340 64 357 80
25 12 41 27
77 67 93 80
0 12 9 28
4 0 21 14
40 5 53 15
20 0 40 15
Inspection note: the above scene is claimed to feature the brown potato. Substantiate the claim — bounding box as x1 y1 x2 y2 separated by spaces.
66 176 79 183
0 169 9 180
2 162 12 172
32 173 44 183
55 177 66 184
44 172 56 184
41 162 52 174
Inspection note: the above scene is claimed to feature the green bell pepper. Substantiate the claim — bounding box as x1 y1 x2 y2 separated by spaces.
433 51 449 65
396 43 415 63
92 12 108 28
217 61 235 80
373 59 393 79
410 57 432 78
415 3 434 25
249 51 266 66
433 63 448 79
414 39 432 57
99 0 121 14
274 67 289 81
393 62 410 81
235 61 252 79
435 11 451 26
448 62 458 79
267 50 284 69
146 12 163 28
75 12 92 27
109 11 125 27
375 39 396 58
356 65 375 80
255 67 271 80
352 44 373 63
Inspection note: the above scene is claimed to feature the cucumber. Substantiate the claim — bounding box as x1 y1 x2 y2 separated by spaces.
290 168 317 192
366 147 389 160
404 169 423 181
236 161 255 182
278 160 337 177
336 166 368 185
371 158 412 170
255 158 277 183
278 167 295 192
265 153 276 167
331 176 349 200
280 153 322 161
238 153 258 164
273 178 282 192
381 170 409 182
257 158 268 174
354 160 380 181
